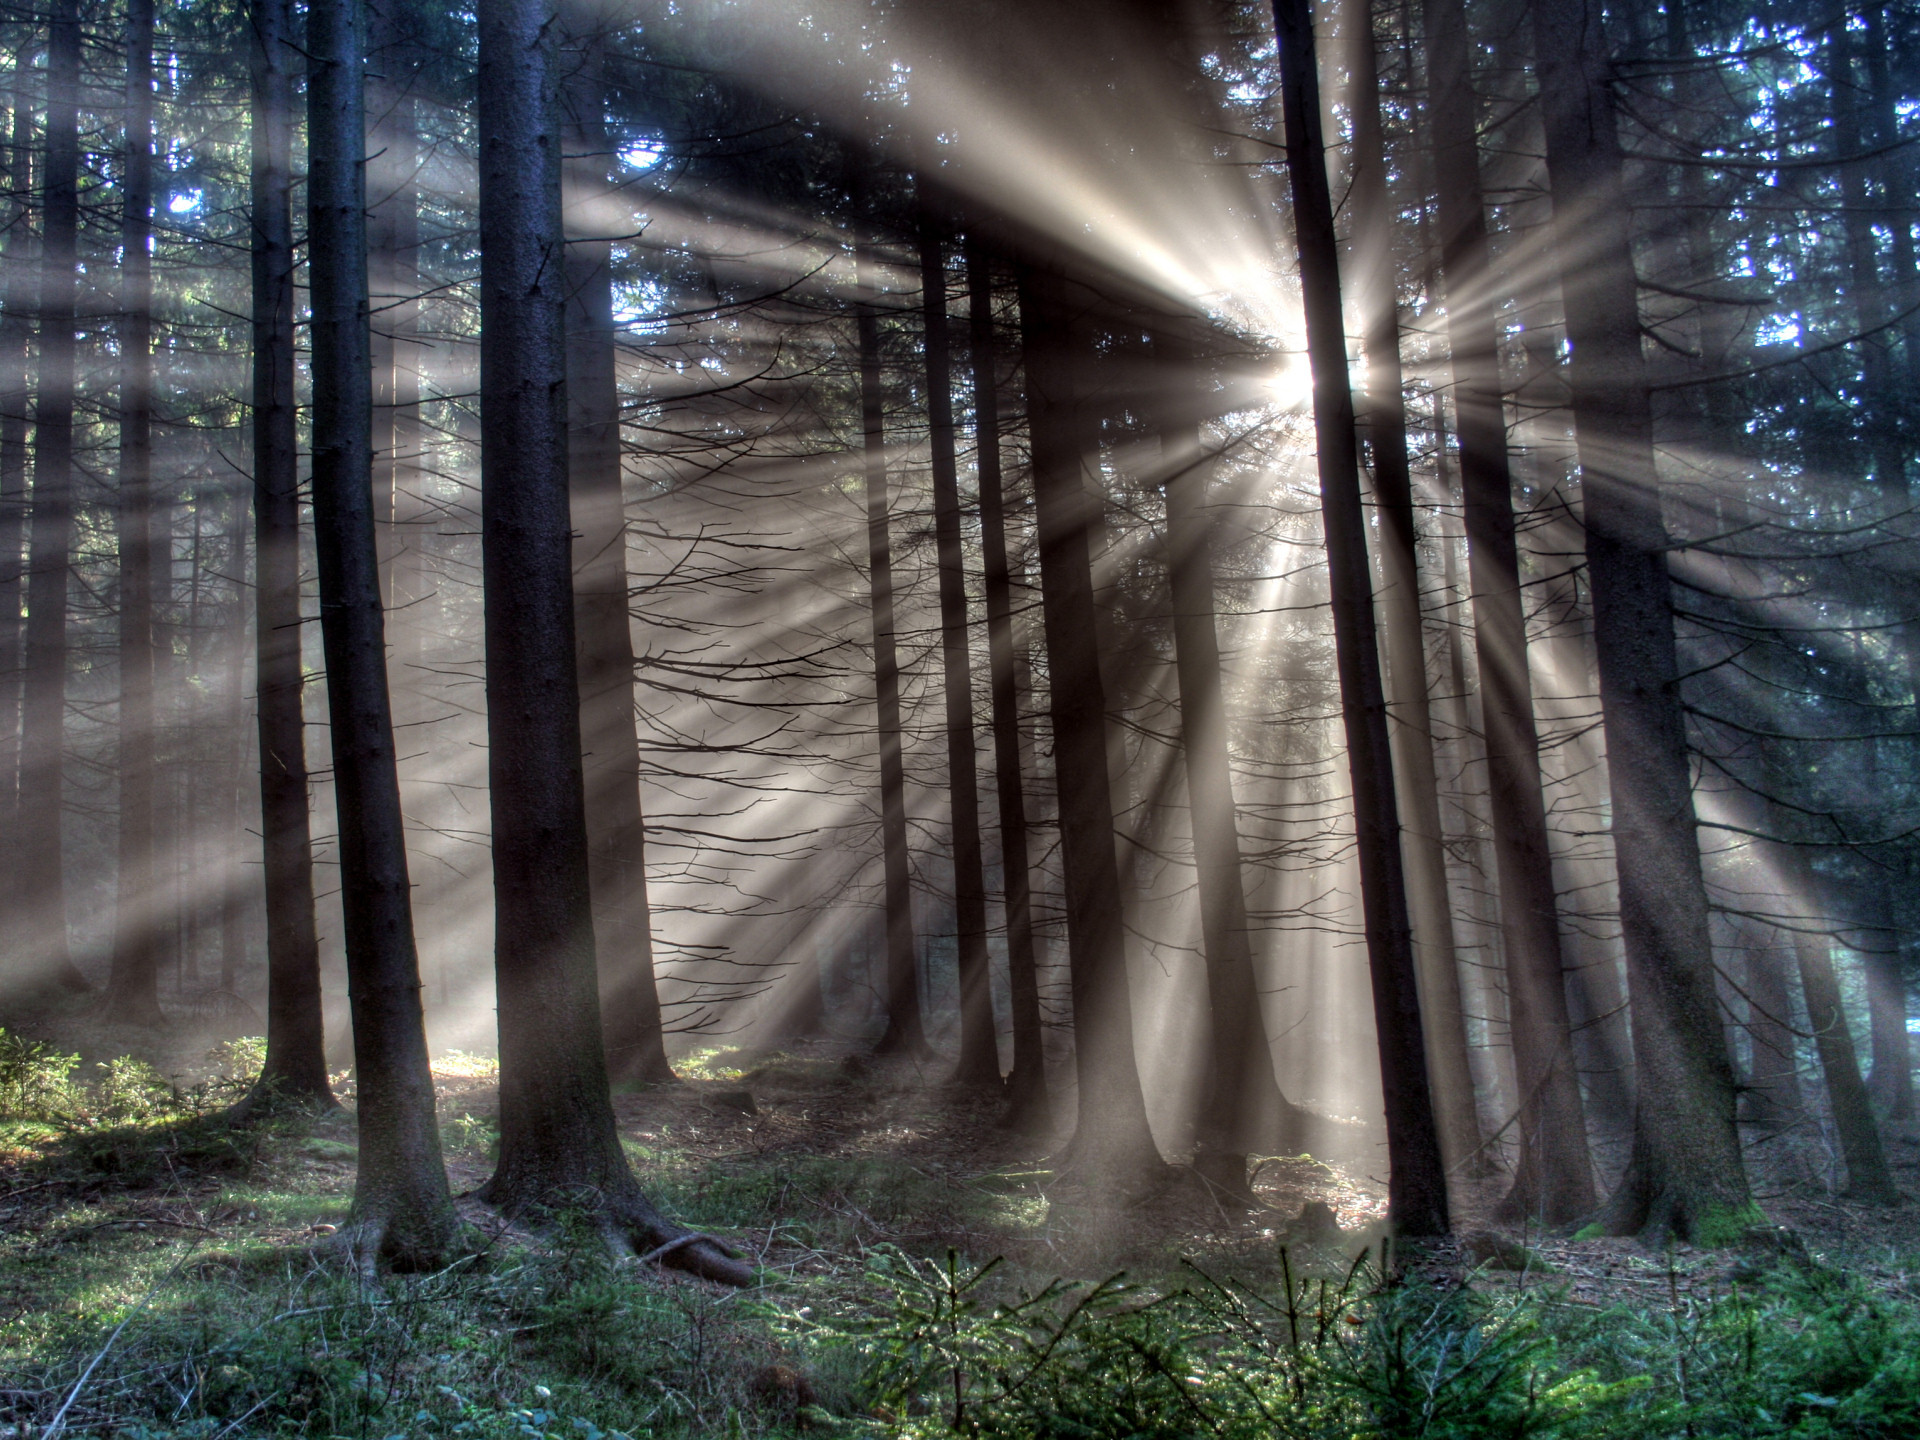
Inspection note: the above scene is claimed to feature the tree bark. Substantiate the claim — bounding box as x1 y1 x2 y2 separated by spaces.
1779 849 1902 1205
16 0 89 996
1017 262 1164 1193
474 0 746 1285
1739 923 1802 1132
1345 0 1484 1189
857 211 928 1059
564 44 675 1087
308 0 458 1265
238 0 333 1111
0 82 31 917
967 243 1049 1130
218 480 250 995
103 0 165 1029
1423 0 1594 1223
1531 0 1751 1243
920 219 998 1087
1270 0 1448 1235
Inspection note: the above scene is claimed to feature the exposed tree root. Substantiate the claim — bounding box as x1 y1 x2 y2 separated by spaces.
479 1177 755 1287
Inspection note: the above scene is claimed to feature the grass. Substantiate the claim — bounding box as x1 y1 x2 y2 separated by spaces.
3 1035 1919 1438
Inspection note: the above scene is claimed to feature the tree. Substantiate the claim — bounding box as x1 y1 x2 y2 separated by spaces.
102 0 165 1029
16 0 89 998
563 32 676 1087
1422 0 1594 1223
308 0 460 1266
0 75 32 916
473 0 748 1284
919 218 997 1086
1017 261 1164 1193
966 242 1049 1129
1270 0 1448 1235
1530 0 1750 1242
239 0 333 1111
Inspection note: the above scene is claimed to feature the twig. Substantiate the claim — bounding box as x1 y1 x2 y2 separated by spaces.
43 1242 199 1440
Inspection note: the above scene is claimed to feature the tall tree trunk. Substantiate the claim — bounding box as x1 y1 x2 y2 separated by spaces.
1345 0 1484 1188
1423 0 1594 1223
308 0 457 1266
0 76 35 940
218 479 249 994
1271 0 1448 1235
16 0 88 996
858 216 928 1059
920 219 997 1086
1779 848 1901 1204
1155 332 1311 1198
1016 262 1164 1193
564 44 675 1087
473 0 745 1285
239 0 332 1110
103 0 165 1028
1738 922 1802 1132
1531 0 1750 1243
966 243 1049 1129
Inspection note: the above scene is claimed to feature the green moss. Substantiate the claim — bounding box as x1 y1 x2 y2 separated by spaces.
1691 1202 1767 1248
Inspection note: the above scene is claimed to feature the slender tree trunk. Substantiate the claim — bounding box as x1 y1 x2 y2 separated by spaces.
1345 0 1484 1187
1531 0 1750 1242
564 48 675 1087
17 0 88 996
1016 261 1164 1193
1779 848 1901 1204
218 480 249 994
0 82 32 915
1738 921 1802 1132
1423 0 1594 1223
308 0 457 1266
966 243 1049 1129
473 0 745 1285
239 0 332 1110
1271 0 1448 1235
858 218 927 1059
103 0 165 1028
1154 333 1312 1197
920 220 997 1086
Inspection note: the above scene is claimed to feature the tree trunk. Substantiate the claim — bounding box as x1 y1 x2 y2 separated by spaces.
1017 262 1164 1193
564 49 675 1087
103 0 166 1029
239 0 332 1111
920 220 997 1087
1739 923 1803 1132
1270 0 1448 1235
0 84 31 916
1345 0 1484 1188
857 214 927 1059
218 479 250 995
1531 0 1751 1243
1423 0 1594 1223
308 0 458 1266
966 243 1050 1130
474 0 746 1285
1155 333 1313 1197
1780 849 1902 1204
16 0 89 996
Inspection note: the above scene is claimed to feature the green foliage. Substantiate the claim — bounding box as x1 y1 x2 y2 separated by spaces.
0 1028 85 1122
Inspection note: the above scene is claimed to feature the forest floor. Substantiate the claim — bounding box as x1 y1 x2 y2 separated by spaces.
4 1013 1920 1438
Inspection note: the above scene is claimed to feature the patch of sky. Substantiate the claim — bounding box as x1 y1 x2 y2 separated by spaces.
621 139 665 173
1756 313 1802 347
613 275 670 334
168 189 202 215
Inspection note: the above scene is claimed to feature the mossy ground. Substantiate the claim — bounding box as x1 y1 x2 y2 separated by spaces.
3 1024 1919 1437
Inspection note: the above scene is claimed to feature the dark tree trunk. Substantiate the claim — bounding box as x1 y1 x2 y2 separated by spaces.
920 220 997 1087
0 84 30 912
308 0 458 1266
1531 0 1750 1243
17 0 89 996
1346 2 1484 1187
103 0 165 1029
1739 924 1802 1132
1270 0 1448 1235
563 49 675 1087
966 243 1049 1130
218 481 250 995
1016 262 1163 1193
1423 0 1594 1223
1154 333 1312 1198
239 0 332 1111
858 218 927 1059
1780 850 1901 1204
474 0 745 1285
